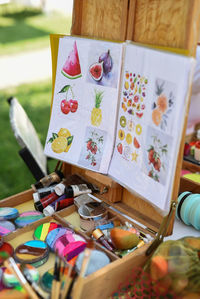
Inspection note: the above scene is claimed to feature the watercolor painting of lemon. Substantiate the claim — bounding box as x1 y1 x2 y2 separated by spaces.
47 129 73 154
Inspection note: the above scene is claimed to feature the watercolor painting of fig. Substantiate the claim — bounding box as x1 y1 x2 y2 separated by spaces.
86 43 121 88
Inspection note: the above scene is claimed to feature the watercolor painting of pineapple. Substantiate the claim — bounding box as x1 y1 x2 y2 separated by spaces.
91 89 104 127
152 79 176 132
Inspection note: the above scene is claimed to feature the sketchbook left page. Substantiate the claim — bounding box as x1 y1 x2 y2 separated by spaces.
44 36 123 173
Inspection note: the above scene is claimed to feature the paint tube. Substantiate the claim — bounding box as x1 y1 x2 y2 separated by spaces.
33 171 64 190
43 196 74 216
32 185 56 203
34 192 59 212
55 183 92 197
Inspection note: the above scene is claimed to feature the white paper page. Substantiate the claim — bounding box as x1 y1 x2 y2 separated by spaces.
44 36 123 173
108 43 195 212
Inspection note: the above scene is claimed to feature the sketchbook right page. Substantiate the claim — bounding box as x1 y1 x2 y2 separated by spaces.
108 43 195 213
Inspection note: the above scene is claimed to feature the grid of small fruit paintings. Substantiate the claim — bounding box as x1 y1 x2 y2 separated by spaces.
108 44 194 212
44 36 123 173
45 36 194 212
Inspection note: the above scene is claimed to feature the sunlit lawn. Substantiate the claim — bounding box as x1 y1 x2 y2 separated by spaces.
0 80 57 199
0 4 71 55
0 4 71 199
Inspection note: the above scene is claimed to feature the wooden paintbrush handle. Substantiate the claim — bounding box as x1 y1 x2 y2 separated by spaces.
56 281 62 299
61 277 72 299
23 282 40 299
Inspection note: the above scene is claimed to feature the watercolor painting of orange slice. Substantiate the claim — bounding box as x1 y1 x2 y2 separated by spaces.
118 129 125 140
135 124 142 135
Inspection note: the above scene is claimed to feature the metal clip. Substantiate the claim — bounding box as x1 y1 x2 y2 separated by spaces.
146 201 177 256
100 186 109 194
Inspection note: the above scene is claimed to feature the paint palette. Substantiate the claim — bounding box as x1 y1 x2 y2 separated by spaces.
14 240 49 267
40 268 54 293
46 227 73 250
0 220 15 236
54 233 87 261
33 222 62 241
14 211 44 228
3 263 39 288
76 250 110 276
0 207 19 221
0 242 14 266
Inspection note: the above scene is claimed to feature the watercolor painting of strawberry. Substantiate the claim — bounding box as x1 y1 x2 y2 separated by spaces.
78 127 107 171
146 135 168 183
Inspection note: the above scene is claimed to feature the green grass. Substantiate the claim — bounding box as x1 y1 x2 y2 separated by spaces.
0 5 72 55
0 80 58 200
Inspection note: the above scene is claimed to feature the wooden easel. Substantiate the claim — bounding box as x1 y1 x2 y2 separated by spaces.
64 0 200 236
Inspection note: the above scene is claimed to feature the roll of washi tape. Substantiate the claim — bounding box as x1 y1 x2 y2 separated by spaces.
180 193 200 225
0 242 14 266
14 240 49 267
46 227 73 250
0 221 15 236
33 222 62 241
3 263 39 288
76 250 110 276
189 198 200 230
54 233 86 261
14 211 44 228
0 207 19 221
176 191 191 221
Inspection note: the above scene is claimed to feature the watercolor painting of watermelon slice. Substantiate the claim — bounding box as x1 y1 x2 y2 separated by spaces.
61 41 82 79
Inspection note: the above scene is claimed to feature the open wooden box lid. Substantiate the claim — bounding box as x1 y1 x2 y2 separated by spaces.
55 0 200 236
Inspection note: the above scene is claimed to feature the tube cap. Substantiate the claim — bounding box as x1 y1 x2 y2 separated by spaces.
34 201 44 212
34 181 43 189
33 193 40 203
92 228 104 240
54 183 66 196
43 205 55 216
55 170 64 180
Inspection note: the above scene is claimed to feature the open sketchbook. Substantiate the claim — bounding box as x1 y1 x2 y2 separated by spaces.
44 35 195 212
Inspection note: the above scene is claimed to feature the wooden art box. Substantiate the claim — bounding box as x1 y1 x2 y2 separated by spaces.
1 1 200 299
0 171 168 299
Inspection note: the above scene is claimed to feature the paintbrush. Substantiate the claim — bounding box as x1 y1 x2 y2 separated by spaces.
51 252 62 299
69 240 94 299
4 257 39 299
20 264 48 299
